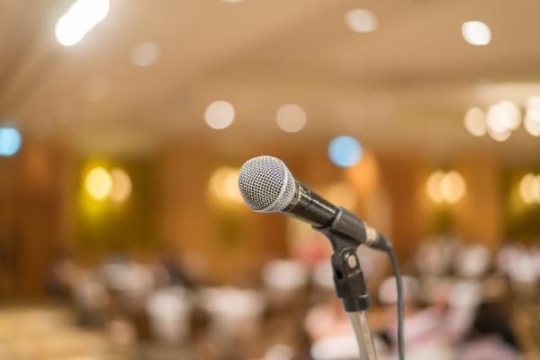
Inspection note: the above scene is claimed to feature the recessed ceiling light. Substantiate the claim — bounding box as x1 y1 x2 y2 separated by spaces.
205 101 235 130
462 21 492 46
344 9 378 34
55 0 110 46
131 42 161 67
276 104 307 133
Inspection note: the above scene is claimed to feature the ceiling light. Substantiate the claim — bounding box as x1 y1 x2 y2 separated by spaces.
55 0 110 46
487 127 512 142
486 101 520 135
524 109 540 136
131 42 161 67
462 21 491 46
464 107 487 137
345 9 378 34
276 104 307 133
205 101 235 130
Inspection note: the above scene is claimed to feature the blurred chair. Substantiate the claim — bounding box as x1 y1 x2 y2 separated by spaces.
453 244 491 279
379 276 454 360
71 271 109 327
262 259 309 309
201 287 265 359
146 286 192 345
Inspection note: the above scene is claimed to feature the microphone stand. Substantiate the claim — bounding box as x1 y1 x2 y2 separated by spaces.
317 209 379 360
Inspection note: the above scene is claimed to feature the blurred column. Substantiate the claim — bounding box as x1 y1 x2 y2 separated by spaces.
12 142 63 295
156 145 217 281
379 154 430 264
454 155 502 249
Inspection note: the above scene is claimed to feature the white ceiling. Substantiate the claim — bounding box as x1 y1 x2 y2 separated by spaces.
1 0 540 159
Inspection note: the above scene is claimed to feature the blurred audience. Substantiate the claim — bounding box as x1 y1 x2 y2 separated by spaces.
36 238 540 360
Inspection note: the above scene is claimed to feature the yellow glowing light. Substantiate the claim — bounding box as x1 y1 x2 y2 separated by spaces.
223 169 243 204
519 173 536 205
441 171 466 203
519 173 540 205
209 166 243 204
427 170 466 204
110 168 132 203
85 167 112 200
426 171 445 203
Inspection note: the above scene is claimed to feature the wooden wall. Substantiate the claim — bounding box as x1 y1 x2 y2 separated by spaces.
0 141 512 295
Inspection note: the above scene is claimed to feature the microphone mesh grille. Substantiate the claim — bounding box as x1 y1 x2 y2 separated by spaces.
238 156 296 213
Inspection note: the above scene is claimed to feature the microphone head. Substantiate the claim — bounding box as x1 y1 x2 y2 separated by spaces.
238 156 297 213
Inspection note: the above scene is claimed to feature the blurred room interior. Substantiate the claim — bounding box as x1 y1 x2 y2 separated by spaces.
1 0 540 359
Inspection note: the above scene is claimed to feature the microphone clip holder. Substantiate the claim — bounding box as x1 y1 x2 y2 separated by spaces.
316 207 371 312
316 207 379 360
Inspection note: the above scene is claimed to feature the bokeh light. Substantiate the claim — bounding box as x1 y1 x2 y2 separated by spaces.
427 170 466 204
55 0 110 46
519 173 540 205
85 167 113 201
464 107 487 137
110 168 132 203
441 171 467 203
209 167 243 204
524 96 540 136
487 101 521 134
487 127 512 142
344 9 378 33
328 136 363 168
205 101 235 130
131 42 161 67
0 126 22 157
276 104 307 133
426 171 445 204
462 21 492 46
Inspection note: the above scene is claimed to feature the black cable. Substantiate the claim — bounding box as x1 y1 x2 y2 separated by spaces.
388 247 405 360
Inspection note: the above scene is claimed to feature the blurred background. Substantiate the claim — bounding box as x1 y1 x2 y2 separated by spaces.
1 0 540 359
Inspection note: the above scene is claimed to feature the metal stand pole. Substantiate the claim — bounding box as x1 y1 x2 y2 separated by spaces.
349 311 378 360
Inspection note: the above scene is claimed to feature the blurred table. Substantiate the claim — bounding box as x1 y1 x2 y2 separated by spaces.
0 304 131 360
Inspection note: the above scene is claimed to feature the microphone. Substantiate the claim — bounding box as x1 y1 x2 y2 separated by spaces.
238 156 392 252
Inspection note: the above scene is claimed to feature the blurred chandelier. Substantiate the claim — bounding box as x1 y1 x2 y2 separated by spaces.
464 96 540 141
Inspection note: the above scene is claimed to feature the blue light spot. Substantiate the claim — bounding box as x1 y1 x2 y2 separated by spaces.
0 126 22 157
328 136 363 168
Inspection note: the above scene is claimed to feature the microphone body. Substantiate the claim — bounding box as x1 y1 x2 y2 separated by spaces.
285 181 391 252
238 156 392 252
